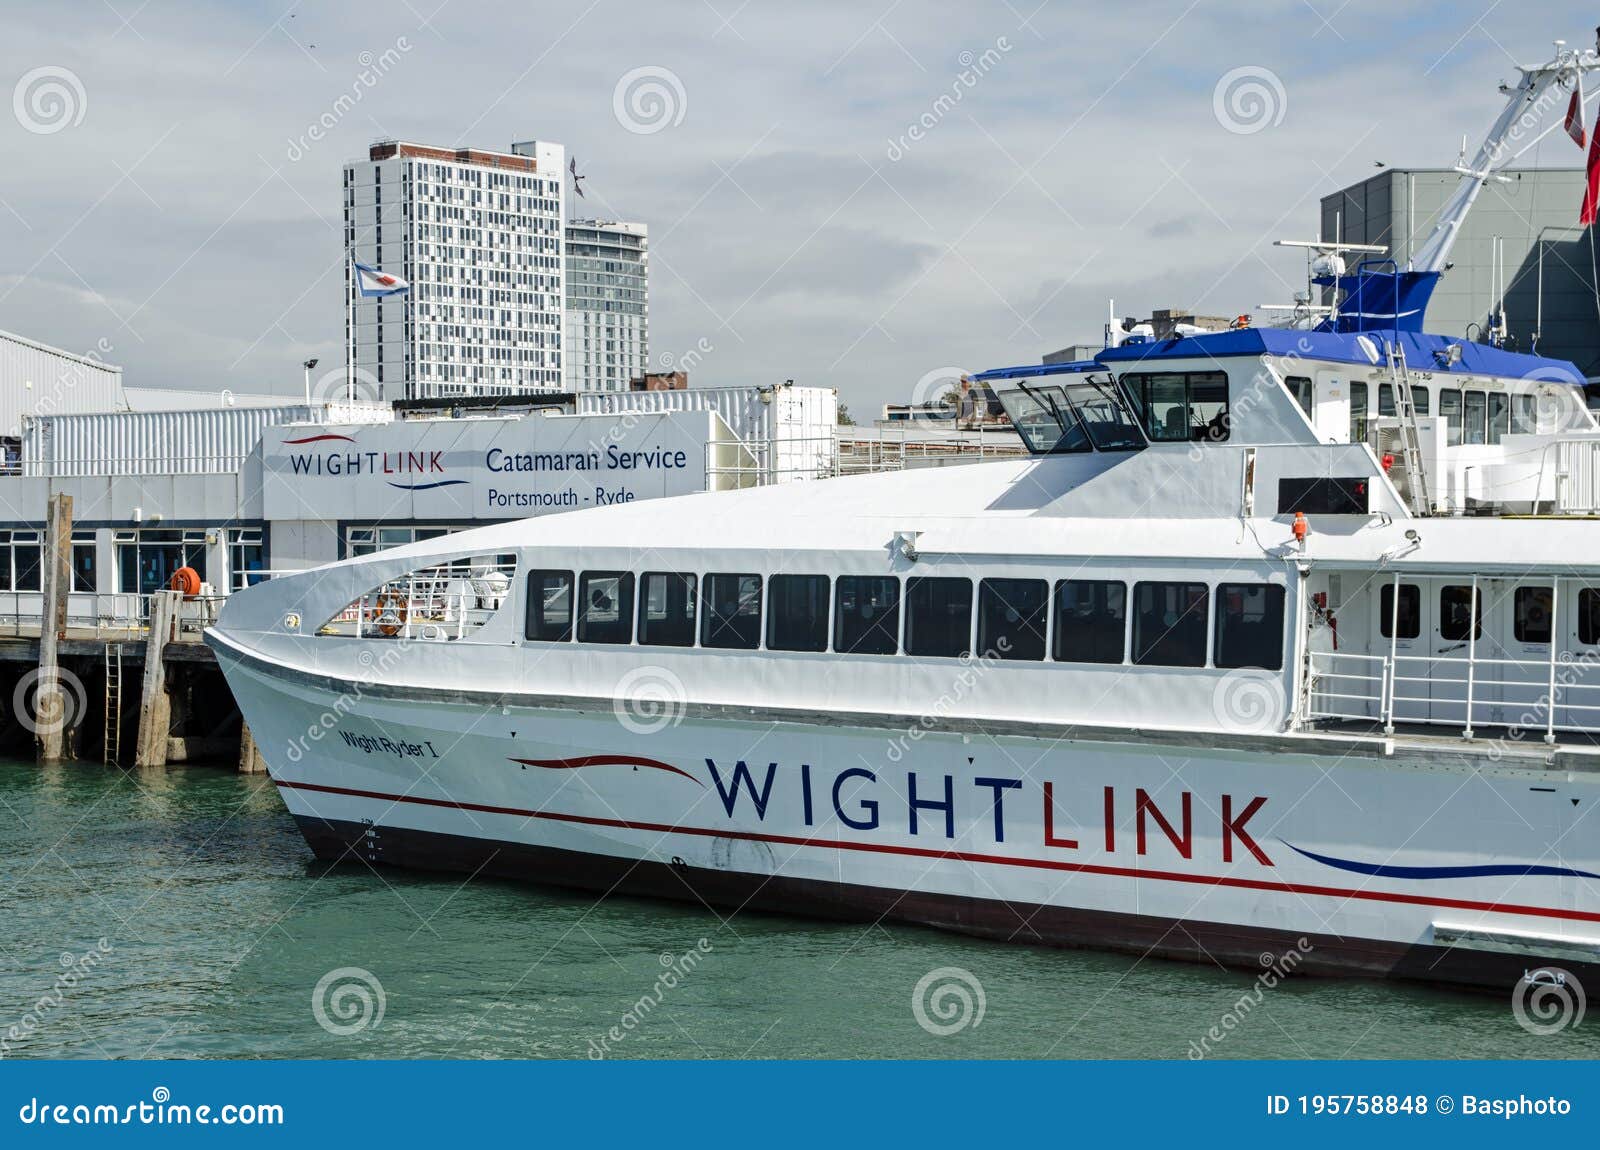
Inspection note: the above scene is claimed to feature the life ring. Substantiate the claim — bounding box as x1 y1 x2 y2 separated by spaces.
369 590 408 637
169 566 202 598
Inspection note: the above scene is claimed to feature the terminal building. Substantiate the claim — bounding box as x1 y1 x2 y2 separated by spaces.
1321 167 1600 377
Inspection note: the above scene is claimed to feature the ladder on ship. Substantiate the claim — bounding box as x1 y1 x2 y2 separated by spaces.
103 642 123 765
1385 341 1432 515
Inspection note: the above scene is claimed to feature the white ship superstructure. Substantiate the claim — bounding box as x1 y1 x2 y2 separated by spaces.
211 36 1600 988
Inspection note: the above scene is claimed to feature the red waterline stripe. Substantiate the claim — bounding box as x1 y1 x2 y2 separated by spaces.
273 778 1600 926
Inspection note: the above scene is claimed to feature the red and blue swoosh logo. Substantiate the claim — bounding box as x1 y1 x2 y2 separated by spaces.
1283 840 1600 881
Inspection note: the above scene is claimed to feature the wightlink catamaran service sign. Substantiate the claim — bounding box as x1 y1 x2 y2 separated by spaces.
261 409 724 522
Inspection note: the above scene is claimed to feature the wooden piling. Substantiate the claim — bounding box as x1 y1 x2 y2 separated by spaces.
134 590 179 768
237 720 267 774
36 493 72 764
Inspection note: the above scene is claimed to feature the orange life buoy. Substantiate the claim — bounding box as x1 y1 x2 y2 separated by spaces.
369 590 408 637
170 566 202 598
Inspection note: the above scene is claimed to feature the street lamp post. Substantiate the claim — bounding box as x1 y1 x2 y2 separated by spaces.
302 358 319 405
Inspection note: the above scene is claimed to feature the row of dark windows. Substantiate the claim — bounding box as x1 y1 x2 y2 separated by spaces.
525 571 1285 670
1321 378 1540 446
1380 584 1600 645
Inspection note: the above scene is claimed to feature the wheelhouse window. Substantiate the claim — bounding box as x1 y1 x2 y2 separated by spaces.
702 574 762 649
1439 585 1482 641
1123 371 1229 443
1511 394 1537 435
977 578 1048 661
1286 375 1313 418
767 574 830 653
1411 385 1430 415
1379 382 1395 417
1488 393 1511 445
1463 391 1488 446
835 575 899 655
905 577 972 658
1062 380 1145 451
1439 389 1463 446
637 572 696 646
1053 580 1125 664
1513 586 1553 644
577 572 634 644
1132 581 1209 667
525 570 574 641
1380 583 1421 640
1349 381 1369 443
1213 583 1285 670
995 384 1091 454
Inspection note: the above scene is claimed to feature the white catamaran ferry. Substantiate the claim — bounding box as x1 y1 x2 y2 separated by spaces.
212 38 1600 990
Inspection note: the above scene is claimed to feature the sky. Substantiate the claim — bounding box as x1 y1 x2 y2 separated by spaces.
3 0 1597 417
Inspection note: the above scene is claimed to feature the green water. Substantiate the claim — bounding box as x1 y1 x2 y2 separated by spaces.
0 760 1595 1060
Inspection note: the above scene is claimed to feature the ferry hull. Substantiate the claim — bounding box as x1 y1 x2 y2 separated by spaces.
214 640 1600 994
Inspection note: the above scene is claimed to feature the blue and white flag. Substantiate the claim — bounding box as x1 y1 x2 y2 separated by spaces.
354 261 410 297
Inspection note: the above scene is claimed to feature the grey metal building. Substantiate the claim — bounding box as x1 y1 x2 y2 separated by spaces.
1321 168 1600 376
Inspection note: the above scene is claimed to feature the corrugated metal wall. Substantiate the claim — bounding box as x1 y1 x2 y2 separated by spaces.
22 404 393 478
0 330 125 439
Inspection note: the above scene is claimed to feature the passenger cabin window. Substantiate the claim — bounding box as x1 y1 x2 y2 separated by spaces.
525 570 574 642
905 577 973 658
767 574 830 652
638 572 696 646
1439 389 1463 446
1380 583 1421 640
1123 371 1229 443
978 578 1048 661
1214 583 1285 670
1514 586 1553 644
1053 580 1125 664
1581 589 1600 645
1439 585 1482 641
1349 381 1369 443
835 576 900 655
578 572 634 644
1463 391 1487 445
1132 581 1209 667
702 574 762 649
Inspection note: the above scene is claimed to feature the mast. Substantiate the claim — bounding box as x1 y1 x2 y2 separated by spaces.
1412 36 1600 274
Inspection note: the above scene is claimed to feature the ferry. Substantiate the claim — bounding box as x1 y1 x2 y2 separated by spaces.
211 38 1600 990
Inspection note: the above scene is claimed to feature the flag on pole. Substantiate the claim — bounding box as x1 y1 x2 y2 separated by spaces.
1567 72 1588 149
354 262 410 297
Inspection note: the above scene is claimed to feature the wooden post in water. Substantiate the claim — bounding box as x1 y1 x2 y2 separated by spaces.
134 590 179 768
36 492 72 764
238 720 267 774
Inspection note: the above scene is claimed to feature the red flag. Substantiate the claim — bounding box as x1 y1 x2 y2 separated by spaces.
1567 73 1588 148
1584 124 1600 227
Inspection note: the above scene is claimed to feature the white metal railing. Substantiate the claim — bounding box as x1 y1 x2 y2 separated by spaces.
1304 647 1600 743
704 427 1027 486
1554 437 1600 513
0 591 151 636
322 561 516 641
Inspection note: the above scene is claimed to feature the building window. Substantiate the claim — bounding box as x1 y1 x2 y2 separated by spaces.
577 572 633 644
229 528 265 590
904 577 972 658
767 574 830 652
71 531 96 593
637 572 696 646
977 577 1048 661
525 570 573 641
1380 583 1421 640
1213 583 1285 670
1123 371 1229 443
1513 586 1553 644
835 576 899 655
1132 581 1209 667
1054 579 1125 664
701 574 762 649
1439 585 1482 641
0 530 42 592
114 529 206 595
